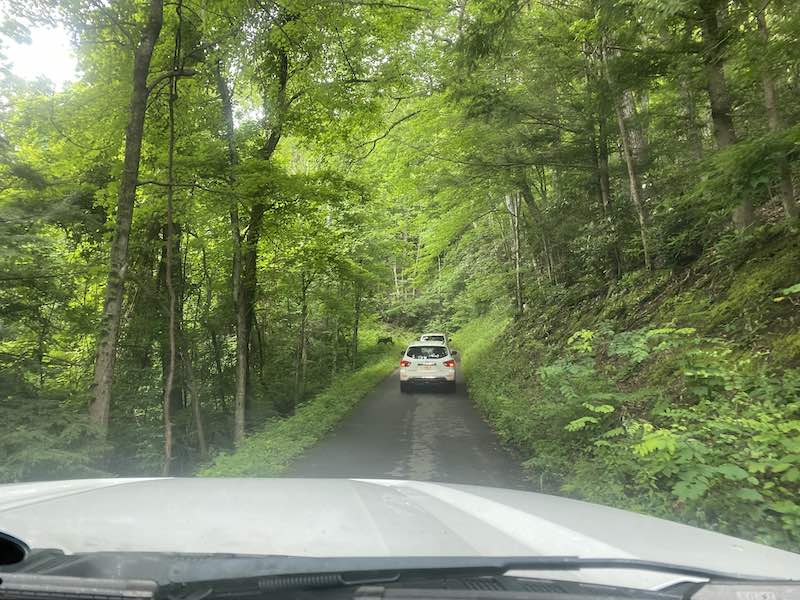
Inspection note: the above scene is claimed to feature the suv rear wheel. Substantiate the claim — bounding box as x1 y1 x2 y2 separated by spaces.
400 381 410 394
446 381 456 394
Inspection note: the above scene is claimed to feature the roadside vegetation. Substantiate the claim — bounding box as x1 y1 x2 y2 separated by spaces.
2 0 800 553
200 325 406 477
455 241 800 551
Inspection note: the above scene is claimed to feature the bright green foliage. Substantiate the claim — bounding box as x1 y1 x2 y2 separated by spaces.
3 0 800 556
1 0 439 479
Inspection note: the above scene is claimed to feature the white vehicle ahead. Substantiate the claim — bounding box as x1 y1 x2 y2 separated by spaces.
419 332 448 346
400 341 457 393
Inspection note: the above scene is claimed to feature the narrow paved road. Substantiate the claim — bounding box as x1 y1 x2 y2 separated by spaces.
288 367 526 488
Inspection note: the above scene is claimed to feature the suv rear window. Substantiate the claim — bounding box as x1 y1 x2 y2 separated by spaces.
421 335 445 342
406 345 447 359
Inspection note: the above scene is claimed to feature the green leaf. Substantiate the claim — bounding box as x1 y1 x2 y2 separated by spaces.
673 478 709 500
583 402 615 414
634 429 677 456
734 488 764 502
715 463 749 481
779 283 800 295
768 501 800 515
782 467 800 483
565 416 599 431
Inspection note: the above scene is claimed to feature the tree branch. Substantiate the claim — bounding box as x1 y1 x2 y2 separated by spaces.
355 110 421 159
328 0 428 11
146 68 197 96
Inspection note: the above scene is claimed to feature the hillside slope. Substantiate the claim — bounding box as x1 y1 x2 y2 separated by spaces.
455 223 800 552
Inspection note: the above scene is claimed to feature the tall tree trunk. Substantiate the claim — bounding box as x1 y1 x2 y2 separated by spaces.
90 0 164 429
331 302 339 377
200 244 226 407
519 176 554 283
682 84 705 160
614 100 652 271
505 193 523 314
757 9 799 220
232 253 247 444
698 0 752 227
680 20 705 161
184 349 207 458
594 76 621 280
620 91 649 168
699 0 737 148
162 0 183 476
216 45 288 443
601 41 651 270
351 283 361 370
597 110 612 219
598 109 622 279
293 272 309 412
392 256 401 300
213 60 248 444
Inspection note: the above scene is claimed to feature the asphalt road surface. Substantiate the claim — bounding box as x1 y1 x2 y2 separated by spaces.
288 367 526 488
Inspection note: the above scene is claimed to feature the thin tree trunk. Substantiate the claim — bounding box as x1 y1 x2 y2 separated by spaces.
584 45 621 280
757 9 799 220
331 306 339 376
230 226 248 443
184 349 208 458
200 244 225 407
392 257 401 300
597 110 612 219
253 310 266 384
601 40 651 270
214 60 246 444
597 94 622 279
215 59 267 445
351 283 361 370
614 100 652 271
678 21 704 162
683 84 705 160
699 0 737 148
162 1 183 476
216 46 287 443
90 0 164 429
519 176 554 284
505 193 523 314
293 272 309 411
621 91 649 168
698 0 752 227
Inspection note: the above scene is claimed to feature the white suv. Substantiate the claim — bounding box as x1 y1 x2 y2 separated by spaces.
419 332 448 346
400 341 457 394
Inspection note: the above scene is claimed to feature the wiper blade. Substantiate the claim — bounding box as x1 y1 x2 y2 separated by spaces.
1 552 787 596
159 555 779 592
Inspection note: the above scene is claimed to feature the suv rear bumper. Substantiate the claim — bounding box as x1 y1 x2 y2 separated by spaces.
404 376 452 384
400 370 456 383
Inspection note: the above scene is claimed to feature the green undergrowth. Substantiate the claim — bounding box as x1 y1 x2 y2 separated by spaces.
457 225 800 552
199 324 408 477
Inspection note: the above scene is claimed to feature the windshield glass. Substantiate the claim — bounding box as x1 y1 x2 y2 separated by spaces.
1 0 799 586
406 345 448 359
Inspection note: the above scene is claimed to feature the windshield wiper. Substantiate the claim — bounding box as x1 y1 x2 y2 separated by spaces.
153 555 782 587
156 557 796 600
1 553 791 599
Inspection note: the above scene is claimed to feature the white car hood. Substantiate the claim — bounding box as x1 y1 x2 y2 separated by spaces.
1 478 798 589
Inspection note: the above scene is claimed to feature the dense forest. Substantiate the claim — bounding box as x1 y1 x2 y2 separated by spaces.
2 0 800 550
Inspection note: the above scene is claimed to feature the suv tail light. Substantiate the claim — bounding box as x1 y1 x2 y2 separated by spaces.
400 359 411 367
443 359 456 368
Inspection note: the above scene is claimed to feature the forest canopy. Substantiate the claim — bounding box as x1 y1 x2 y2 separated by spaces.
1 0 799 547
